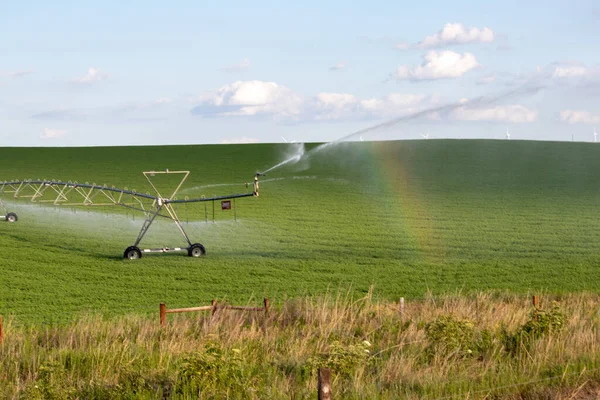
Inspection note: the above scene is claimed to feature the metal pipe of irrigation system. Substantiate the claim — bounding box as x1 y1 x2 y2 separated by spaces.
0 180 158 200
165 192 254 204
0 179 260 204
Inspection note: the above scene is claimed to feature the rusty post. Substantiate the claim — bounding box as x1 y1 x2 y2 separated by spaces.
160 303 166 327
264 298 270 315
262 298 270 336
318 368 332 400
211 299 217 316
532 295 539 308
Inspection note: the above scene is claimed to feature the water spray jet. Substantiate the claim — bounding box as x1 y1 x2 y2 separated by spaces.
259 78 547 175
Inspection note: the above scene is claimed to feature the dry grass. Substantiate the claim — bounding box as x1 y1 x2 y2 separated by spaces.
1 289 600 399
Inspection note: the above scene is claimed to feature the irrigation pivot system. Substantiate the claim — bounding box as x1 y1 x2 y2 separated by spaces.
0 199 18 222
0 170 261 259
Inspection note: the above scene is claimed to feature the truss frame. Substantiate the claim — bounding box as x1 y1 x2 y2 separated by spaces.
0 171 260 258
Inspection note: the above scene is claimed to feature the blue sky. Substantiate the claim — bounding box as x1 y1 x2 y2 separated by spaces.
1 0 599 146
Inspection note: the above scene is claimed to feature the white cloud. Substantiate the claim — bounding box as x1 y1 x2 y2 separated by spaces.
414 23 495 49
357 93 426 118
329 61 346 71
560 110 600 125
393 51 480 81
9 70 34 78
220 136 259 144
312 91 427 120
41 128 68 139
72 67 108 83
192 80 304 118
359 98 384 111
191 79 432 122
453 104 538 123
222 59 251 72
553 66 588 78
0 69 34 79
316 92 357 107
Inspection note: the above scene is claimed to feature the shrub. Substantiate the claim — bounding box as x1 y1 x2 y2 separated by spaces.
502 302 565 355
305 340 372 377
177 342 251 396
424 315 493 361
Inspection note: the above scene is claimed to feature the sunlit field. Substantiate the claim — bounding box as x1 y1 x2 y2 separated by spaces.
2 139 600 324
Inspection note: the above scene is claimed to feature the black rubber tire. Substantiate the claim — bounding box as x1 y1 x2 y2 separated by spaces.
6 212 18 223
124 246 142 260
188 243 206 258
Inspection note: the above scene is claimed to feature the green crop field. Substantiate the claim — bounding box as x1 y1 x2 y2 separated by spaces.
2 139 600 324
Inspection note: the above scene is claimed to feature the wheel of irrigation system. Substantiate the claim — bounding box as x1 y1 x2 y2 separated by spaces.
188 243 206 258
123 246 142 260
5 212 18 223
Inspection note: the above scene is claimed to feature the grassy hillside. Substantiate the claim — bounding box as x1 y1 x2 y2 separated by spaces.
2 139 600 323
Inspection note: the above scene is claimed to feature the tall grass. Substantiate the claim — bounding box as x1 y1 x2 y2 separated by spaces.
1 290 599 399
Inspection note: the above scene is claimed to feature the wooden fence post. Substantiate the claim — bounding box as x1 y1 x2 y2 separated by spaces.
211 299 217 316
0 315 3 344
318 368 332 400
532 295 539 308
399 297 405 317
264 298 270 315
160 303 166 327
262 298 270 336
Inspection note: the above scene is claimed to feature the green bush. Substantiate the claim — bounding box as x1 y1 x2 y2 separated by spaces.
305 340 372 377
424 315 493 361
177 342 252 397
502 302 566 355
521 302 565 337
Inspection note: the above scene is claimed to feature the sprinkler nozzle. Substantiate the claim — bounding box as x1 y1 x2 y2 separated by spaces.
256 172 265 177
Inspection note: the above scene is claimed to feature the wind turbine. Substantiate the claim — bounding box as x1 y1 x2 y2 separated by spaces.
421 132 429 139
505 128 510 140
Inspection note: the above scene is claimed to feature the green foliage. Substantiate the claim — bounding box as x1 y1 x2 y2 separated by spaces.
521 302 566 337
178 342 252 396
424 315 493 360
305 340 372 377
502 302 566 355
22 361 75 400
